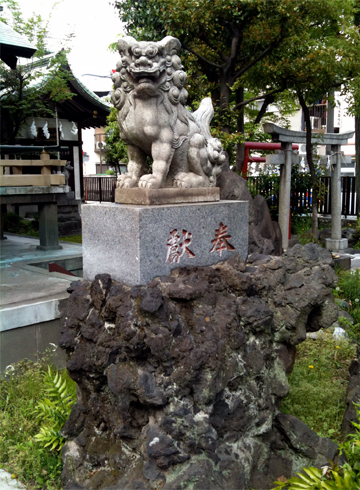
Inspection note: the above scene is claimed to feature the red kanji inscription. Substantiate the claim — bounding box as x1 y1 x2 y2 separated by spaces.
210 222 235 256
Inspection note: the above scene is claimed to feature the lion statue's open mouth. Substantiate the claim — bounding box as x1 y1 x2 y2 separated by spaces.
111 36 225 190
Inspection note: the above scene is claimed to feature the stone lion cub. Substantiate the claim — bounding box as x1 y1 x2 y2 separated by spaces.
111 36 226 189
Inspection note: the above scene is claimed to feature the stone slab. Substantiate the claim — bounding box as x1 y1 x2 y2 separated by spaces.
325 238 349 251
115 187 220 205
333 255 351 271
0 185 69 195
265 152 300 165
36 244 63 251
0 299 61 331
263 122 354 145
82 200 248 286
0 470 26 489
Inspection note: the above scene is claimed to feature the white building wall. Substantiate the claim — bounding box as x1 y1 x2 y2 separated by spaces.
82 128 97 175
335 92 355 156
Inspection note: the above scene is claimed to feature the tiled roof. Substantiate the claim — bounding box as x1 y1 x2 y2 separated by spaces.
22 52 111 112
0 20 36 54
70 71 112 111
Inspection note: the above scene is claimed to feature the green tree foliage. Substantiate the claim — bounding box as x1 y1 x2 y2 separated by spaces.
0 0 74 144
112 0 358 171
104 106 128 171
256 0 360 235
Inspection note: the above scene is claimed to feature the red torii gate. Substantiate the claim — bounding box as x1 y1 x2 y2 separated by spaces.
242 142 299 179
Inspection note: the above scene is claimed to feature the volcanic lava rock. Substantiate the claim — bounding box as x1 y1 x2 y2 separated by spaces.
60 244 339 489
217 166 282 256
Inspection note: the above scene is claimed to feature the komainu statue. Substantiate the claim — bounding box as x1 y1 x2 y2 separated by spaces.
111 36 226 189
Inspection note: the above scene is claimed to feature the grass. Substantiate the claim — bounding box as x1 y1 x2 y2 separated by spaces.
0 353 76 489
281 330 355 443
60 235 82 244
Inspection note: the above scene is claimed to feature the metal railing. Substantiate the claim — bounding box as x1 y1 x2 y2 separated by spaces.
83 175 357 217
84 176 117 202
247 176 357 218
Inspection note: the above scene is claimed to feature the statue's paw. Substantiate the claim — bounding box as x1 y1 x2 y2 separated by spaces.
138 174 162 189
174 172 206 188
117 175 138 188
174 172 192 189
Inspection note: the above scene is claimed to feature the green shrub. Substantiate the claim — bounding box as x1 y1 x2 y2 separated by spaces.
291 215 312 236
351 217 360 248
298 230 322 246
2 212 39 236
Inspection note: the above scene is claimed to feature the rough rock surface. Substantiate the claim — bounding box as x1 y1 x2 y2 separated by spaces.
60 244 338 490
217 167 282 255
342 359 360 435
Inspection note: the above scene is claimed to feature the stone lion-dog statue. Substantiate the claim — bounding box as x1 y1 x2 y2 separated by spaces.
111 36 226 189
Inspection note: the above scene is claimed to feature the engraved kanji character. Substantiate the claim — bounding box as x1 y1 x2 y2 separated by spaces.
210 222 235 257
166 229 195 264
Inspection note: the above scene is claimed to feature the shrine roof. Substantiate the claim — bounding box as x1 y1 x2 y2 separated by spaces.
19 52 111 128
0 21 36 68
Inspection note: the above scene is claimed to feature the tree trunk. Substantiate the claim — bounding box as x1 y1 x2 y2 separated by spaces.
254 94 275 125
298 93 318 237
234 86 245 174
219 75 231 134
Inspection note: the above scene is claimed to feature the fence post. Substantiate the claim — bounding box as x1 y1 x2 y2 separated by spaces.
112 177 116 201
99 177 102 203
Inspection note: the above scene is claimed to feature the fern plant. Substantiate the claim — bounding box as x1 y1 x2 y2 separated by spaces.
33 367 74 451
272 465 360 489
273 403 360 489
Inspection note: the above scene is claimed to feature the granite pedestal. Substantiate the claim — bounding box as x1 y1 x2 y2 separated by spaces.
82 200 248 286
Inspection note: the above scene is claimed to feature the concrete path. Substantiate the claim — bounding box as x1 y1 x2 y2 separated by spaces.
0 234 82 371
0 234 82 312
0 233 81 268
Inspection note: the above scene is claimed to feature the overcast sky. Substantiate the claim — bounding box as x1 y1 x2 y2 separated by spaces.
11 0 125 92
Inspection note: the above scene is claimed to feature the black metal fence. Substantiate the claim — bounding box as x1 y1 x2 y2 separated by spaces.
84 176 117 202
83 175 357 217
247 176 357 218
